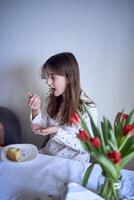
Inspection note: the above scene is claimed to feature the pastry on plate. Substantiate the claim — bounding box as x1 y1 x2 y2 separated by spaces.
6 147 21 161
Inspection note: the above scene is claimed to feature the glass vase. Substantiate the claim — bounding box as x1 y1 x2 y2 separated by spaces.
97 174 123 200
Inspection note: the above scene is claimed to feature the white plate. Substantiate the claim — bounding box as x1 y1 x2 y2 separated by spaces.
1 144 38 163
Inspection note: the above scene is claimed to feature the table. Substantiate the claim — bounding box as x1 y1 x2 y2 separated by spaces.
0 150 134 200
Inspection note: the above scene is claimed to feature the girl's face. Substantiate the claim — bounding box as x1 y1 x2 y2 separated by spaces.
45 68 68 97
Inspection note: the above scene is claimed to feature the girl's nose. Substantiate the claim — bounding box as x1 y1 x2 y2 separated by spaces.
46 77 52 86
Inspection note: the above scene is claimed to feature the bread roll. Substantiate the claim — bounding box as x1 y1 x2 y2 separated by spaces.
6 147 21 161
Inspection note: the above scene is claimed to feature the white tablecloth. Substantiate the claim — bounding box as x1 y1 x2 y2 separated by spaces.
0 149 134 200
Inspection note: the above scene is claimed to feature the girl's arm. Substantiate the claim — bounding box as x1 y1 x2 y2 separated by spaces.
30 110 48 127
52 125 83 151
27 93 41 120
27 93 49 127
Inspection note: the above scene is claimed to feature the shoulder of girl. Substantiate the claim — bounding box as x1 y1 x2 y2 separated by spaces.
80 90 94 104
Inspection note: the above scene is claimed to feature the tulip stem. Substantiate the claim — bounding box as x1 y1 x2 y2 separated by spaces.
119 135 129 151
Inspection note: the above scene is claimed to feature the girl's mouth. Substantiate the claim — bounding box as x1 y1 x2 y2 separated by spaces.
49 87 56 94
51 88 55 93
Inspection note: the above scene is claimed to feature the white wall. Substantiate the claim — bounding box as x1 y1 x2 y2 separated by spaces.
0 0 134 169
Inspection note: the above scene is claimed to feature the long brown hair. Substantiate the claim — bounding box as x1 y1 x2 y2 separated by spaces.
41 52 81 125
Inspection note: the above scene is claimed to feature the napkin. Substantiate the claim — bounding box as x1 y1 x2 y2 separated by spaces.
65 182 104 200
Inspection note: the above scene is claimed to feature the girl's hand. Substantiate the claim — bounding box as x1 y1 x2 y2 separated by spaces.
27 92 41 112
31 124 43 133
33 125 59 136
27 92 41 119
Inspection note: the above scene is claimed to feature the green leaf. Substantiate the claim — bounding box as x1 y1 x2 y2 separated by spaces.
101 121 107 144
102 117 111 145
101 118 116 150
119 151 134 169
82 163 94 187
90 151 119 179
107 140 116 151
123 145 134 157
81 102 106 152
83 103 98 137
125 109 134 125
119 134 131 152
109 129 118 150
114 110 125 147
77 110 90 133
114 121 124 147
121 136 134 156
80 141 92 152
97 126 106 153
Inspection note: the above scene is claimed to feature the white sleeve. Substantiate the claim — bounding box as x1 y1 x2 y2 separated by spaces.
52 105 98 151
30 104 59 127
30 111 48 127
30 103 49 127
52 125 84 152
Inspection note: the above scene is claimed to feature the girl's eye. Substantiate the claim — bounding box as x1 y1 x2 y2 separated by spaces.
46 74 57 81
51 75 56 80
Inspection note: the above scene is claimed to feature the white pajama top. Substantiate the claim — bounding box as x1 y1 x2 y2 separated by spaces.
31 91 98 167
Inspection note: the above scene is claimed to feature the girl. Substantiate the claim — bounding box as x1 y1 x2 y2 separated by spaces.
28 52 98 166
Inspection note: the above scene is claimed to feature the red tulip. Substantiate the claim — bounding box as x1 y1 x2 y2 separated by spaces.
122 114 129 121
123 124 134 136
115 112 128 123
107 151 121 164
89 137 101 148
78 130 89 141
71 112 81 124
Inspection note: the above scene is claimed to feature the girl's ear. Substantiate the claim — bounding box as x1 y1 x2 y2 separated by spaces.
66 77 70 84
66 74 73 84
